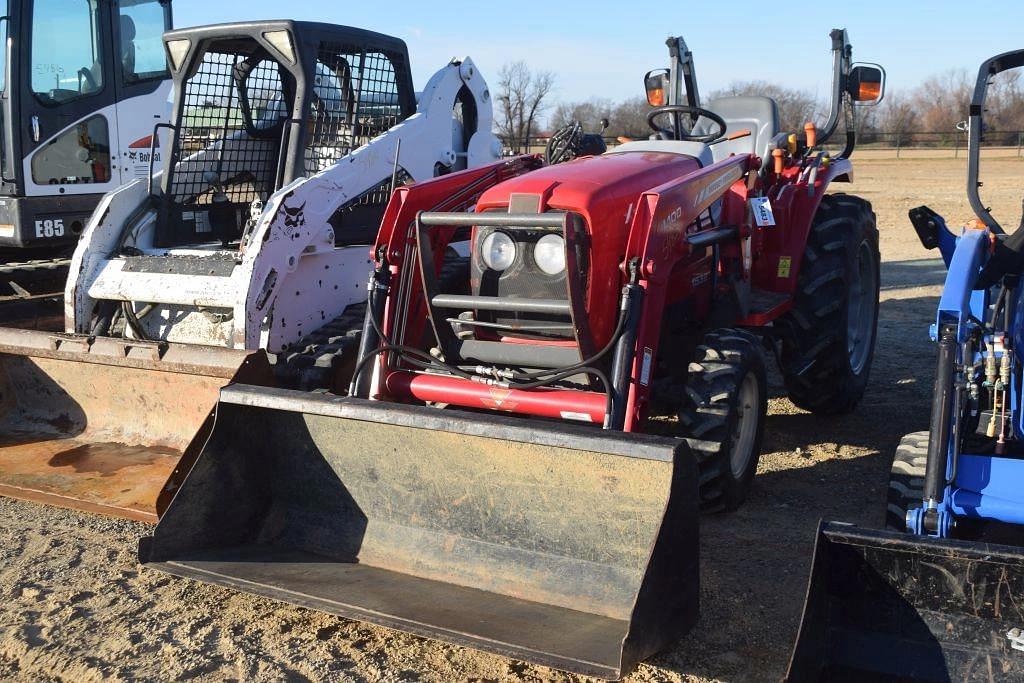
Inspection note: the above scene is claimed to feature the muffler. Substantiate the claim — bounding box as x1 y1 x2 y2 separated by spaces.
141 385 699 679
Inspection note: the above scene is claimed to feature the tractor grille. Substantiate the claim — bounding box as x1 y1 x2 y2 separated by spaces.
171 49 286 207
469 213 587 341
306 44 407 176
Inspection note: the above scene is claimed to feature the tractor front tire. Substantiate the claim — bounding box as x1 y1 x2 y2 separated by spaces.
886 431 928 532
679 328 768 513
781 193 880 414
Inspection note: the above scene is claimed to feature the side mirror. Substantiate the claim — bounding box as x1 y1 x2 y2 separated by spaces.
599 118 609 132
644 69 669 107
848 64 885 104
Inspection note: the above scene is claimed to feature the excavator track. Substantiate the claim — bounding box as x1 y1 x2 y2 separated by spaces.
0 257 71 330
0 256 71 298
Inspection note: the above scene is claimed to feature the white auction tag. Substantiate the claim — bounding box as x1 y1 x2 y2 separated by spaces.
750 197 776 226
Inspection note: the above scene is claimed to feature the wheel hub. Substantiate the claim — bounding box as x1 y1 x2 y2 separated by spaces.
847 239 877 374
730 373 760 478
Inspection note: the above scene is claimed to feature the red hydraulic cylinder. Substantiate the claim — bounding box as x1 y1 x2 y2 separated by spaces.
384 371 608 425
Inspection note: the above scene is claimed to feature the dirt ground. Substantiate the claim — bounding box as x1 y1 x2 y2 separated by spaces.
1 157 1023 683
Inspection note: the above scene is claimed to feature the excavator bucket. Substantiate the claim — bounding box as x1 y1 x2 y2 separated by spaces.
141 385 699 679
0 328 271 522
786 522 1024 682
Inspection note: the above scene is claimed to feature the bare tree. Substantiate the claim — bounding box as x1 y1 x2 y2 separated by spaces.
548 96 652 139
709 80 820 133
916 69 973 133
550 98 613 133
609 97 654 138
496 62 555 153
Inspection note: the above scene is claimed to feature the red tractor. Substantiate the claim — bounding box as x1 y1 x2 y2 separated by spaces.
351 29 884 509
142 28 885 680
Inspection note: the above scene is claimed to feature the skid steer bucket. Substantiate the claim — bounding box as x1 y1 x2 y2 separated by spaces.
141 385 699 679
786 522 1024 682
0 328 270 522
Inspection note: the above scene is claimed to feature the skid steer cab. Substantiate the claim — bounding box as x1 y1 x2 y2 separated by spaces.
142 28 884 679
67 20 499 353
787 49 1024 682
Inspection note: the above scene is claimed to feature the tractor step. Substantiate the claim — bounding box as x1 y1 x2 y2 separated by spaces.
740 287 792 325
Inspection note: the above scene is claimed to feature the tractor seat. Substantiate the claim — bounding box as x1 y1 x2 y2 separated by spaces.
692 96 779 167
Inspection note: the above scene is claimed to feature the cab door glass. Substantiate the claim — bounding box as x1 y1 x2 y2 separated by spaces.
31 0 104 104
0 1 8 174
30 114 111 184
118 0 169 83
0 0 8 91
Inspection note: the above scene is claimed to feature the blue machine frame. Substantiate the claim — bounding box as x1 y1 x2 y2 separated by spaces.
909 221 1024 537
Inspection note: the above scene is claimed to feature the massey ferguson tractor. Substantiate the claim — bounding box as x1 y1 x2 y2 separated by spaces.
0 20 501 522
787 50 1024 682
142 29 884 679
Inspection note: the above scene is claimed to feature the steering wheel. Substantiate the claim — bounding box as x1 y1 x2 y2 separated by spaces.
646 105 727 143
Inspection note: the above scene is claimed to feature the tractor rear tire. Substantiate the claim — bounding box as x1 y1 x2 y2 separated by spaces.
781 193 879 414
886 431 928 532
678 328 768 513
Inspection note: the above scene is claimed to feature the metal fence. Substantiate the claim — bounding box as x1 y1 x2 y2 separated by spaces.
500 132 1024 159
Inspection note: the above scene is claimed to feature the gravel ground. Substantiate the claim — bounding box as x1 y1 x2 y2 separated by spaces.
1 157 1022 682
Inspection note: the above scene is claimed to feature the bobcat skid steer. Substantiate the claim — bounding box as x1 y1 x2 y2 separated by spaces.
0 20 500 522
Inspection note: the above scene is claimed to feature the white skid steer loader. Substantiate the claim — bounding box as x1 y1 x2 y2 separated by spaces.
0 20 501 522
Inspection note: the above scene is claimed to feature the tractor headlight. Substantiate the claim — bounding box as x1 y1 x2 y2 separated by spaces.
533 234 566 275
480 231 516 271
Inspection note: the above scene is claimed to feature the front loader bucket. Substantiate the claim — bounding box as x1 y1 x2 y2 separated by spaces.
141 386 699 679
0 328 270 522
787 522 1024 682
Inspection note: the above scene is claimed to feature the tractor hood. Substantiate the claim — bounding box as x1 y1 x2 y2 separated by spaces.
476 151 703 222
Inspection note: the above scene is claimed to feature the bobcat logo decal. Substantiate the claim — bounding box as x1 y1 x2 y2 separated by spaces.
281 201 306 238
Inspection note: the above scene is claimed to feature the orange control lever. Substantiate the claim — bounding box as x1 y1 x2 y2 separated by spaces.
726 129 752 141
772 148 785 174
804 122 817 148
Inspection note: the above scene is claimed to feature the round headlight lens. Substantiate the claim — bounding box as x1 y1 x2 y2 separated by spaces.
533 234 566 275
480 231 516 271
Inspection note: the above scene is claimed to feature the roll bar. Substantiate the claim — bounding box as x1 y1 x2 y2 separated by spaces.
967 49 1024 234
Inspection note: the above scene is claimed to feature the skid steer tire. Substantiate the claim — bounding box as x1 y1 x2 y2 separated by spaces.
678 328 768 513
781 193 879 415
886 431 928 532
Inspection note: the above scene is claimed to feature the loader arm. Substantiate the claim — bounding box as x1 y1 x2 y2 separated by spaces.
236 58 500 350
